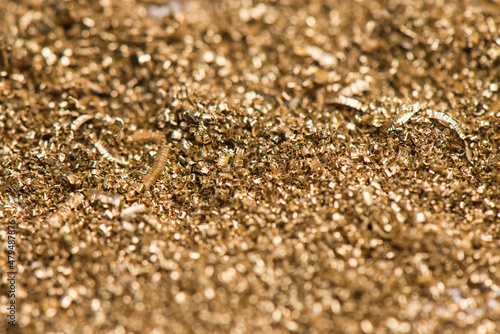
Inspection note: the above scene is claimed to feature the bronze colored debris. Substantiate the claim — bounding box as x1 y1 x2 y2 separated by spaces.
1 0 500 333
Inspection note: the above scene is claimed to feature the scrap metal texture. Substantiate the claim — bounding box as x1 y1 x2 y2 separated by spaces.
1 0 499 333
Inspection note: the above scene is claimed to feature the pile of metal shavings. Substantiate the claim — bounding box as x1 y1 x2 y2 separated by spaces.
1 0 500 333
